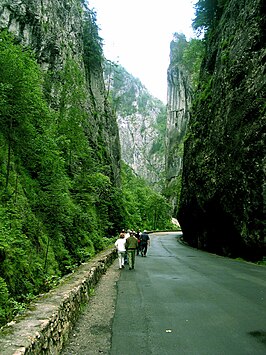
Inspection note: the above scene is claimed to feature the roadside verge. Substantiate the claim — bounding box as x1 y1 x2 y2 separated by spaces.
0 248 117 355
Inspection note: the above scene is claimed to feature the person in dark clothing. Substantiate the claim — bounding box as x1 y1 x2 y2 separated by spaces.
135 229 142 255
140 230 150 257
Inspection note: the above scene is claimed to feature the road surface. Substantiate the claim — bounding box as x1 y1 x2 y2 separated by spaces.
110 232 266 355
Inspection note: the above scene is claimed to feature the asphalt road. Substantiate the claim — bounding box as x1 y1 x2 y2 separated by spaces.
110 232 266 355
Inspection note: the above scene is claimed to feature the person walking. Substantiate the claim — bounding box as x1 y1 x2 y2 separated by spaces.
124 229 131 264
115 231 126 269
125 231 138 270
135 229 142 255
140 230 150 257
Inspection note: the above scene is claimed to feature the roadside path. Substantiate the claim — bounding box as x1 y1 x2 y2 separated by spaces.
61 260 120 354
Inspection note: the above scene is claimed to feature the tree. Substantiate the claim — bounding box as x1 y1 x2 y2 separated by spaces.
193 0 228 35
170 33 204 90
121 162 173 230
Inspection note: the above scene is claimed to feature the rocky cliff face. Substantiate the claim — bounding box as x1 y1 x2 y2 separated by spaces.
165 36 192 212
104 62 166 190
0 0 121 184
178 0 265 260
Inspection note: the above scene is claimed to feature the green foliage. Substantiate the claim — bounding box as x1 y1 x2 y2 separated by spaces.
179 0 265 260
163 175 182 207
182 39 205 90
121 162 173 230
0 277 9 324
150 108 167 156
193 0 228 35
83 5 103 75
170 33 205 91
0 5 172 328
0 28 123 327
171 33 187 62
104 62 139 115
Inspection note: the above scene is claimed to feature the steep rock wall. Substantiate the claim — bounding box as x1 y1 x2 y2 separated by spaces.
0 0 121 185
166 38 192 212
178 0 265 260
105 63 166 190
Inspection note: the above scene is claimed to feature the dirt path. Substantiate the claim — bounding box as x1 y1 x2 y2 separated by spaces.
61 260 120 354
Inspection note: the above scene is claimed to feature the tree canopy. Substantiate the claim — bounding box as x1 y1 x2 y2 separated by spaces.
193 0 228 35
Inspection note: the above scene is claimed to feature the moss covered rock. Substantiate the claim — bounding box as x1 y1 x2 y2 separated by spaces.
178 0 265 260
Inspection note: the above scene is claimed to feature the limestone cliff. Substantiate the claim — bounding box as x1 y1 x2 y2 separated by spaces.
165 35 192 213
0 0 121 184
104 62 166 190
178 0 265 260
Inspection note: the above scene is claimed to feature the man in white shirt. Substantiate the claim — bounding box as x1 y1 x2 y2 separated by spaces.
115 231 126 269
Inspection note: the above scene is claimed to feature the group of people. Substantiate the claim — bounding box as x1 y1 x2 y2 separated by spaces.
114 229 150 270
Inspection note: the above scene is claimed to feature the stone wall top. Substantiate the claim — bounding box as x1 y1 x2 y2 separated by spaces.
0 248 117 355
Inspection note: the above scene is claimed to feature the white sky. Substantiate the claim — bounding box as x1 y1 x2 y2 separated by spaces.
88 0 197 103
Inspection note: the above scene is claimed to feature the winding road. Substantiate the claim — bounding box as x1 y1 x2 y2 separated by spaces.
110 232 266 354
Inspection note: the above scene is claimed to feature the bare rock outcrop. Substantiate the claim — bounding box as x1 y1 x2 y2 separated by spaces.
165 35 192 212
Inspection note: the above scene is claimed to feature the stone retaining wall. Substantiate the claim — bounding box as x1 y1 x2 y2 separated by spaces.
0 248 117 354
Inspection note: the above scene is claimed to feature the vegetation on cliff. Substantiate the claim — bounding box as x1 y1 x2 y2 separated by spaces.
164 32 204 213
178 0 265 260
192 0 228 35
0 28 122 325
170 33 204 90
121 162 173 231
0 5 173 326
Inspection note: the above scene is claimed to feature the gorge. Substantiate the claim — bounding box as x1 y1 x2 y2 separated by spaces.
0 0 172 326
0 0 265 331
